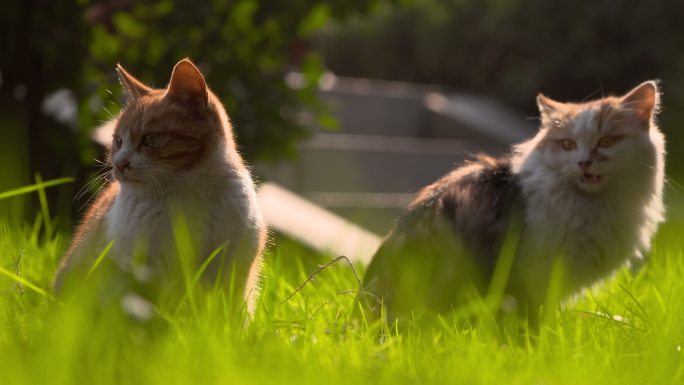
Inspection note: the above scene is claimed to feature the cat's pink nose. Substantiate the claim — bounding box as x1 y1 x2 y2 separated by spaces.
578 161 592 171
115 159 131 172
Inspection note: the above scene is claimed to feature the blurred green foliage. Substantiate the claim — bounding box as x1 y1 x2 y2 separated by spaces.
320 0 684 176
0 0 383 219
81 0 380 162
2 0 683 214
0 0 382 169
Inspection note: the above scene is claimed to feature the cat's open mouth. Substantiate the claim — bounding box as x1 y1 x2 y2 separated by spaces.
580 172 602 184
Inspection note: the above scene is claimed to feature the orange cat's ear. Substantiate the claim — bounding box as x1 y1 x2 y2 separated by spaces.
116 64 152 102
536 94 564 117
166 59 208 108
620 81 660 127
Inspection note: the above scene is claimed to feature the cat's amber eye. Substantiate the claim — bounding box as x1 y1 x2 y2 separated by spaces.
561 138 577 151
598 136 616 148
114 135 122 148
141 134 154 148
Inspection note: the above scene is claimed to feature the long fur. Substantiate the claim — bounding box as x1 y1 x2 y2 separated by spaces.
363 81 666 321
55 60 266 314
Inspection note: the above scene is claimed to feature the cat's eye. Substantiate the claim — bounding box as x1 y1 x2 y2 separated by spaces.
141 134 155 148
561 138 577 151
598 136 616 148
114 135 122 148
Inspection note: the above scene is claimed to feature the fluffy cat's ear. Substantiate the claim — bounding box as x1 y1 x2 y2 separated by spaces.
166 59 208 109
537 94 564 117
620 81 660 128
116 64 152 102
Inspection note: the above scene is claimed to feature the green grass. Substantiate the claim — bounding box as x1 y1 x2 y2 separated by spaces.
2 182 684 385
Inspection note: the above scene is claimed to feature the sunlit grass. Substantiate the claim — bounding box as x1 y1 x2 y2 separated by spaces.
1 181 684 385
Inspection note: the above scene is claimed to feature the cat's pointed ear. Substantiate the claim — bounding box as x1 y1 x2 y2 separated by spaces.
620 80 660 127
537 94 564 117
166 59 208 108
116 64 152 102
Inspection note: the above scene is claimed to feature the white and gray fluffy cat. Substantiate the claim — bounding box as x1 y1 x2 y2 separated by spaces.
362 81 665 321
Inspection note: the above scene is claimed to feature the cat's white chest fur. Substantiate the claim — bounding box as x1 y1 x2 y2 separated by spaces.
516 189 635 294
105 189 171 266
512 136 664 301
104 170 261 273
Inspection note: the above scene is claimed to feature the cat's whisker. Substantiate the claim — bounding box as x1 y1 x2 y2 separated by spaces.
157 169 180 182
74 170 110 211
74 171 109 202
102 106 115 120
74 182 109 209
663 174 684 193
581 85 604 103
146 176 158 199
625 158 667 176
146 174 162 200
136 169 166 200
73 183 94 202
91 165 111 175
145 166 180 184
601 103 633 122
627 159 682 193
77 186 102 212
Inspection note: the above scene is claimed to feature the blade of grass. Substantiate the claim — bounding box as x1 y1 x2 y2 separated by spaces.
170 208 197 291
485 221 520 310
617 283 648 320
542 256 566 328
34 174 52 238
179 243 226 306
86 241 115 279
0 265 54 299
30 215 43 244
0 177 74 200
